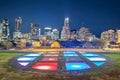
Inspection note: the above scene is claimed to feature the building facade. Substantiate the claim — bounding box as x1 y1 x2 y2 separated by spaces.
44 27 52 40
30 23 41 40
61 17 70 41
0 19 10 42
51 29 59 40
76 27 94 41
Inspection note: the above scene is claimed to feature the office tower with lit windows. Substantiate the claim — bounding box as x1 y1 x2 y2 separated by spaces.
13 17 23 43
76 27 94 41
15 17 22 32
101 30 115 42
117 30 120 43
61 17 70 41
30 23 41 40
0 19 10 42
44 27 52 40
51 29 59 40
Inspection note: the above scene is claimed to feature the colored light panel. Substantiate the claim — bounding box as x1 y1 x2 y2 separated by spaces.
82 53 99 57
44 54 59 56
63 53 78 57
18 62 30 66
93 62 105 66
17 56 37 61
42 57 58 61
86 57 106 61
66 62 90 70
24 53 42 57
48 52 59 54
63 51 75 54
32 62 57 70
65 57 82 61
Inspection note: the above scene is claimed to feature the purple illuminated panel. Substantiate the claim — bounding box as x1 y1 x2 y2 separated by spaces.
65 62 90 71
41 57 58 61
18 62 30 66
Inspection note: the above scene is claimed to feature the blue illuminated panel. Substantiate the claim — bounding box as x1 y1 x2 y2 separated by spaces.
82 53 99 57
24 53 42 57
86 57 106 61
17 56 37 61
63 53 78 56
65 57 82 61
63 51 76 54
65 62 90 70
93 62 105 66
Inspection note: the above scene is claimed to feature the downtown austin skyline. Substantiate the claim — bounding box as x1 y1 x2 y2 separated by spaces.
0 0 120 37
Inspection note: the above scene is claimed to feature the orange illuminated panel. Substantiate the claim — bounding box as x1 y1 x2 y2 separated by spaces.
32 62 57 71
41 57 58 61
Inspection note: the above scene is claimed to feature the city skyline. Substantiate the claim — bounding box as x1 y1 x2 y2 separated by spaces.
0 0 120 37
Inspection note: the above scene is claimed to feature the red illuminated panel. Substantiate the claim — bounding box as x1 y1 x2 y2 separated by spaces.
48 52 59 54
42 57 58 61
32 62 57 71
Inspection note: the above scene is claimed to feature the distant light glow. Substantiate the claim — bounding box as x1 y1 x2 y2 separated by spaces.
82 53 99 57
32 62 57 70
93 62 105 66
86 57 106 61
66 62 90 70
18 62 29 66
42 57 58 61
17 56 36 61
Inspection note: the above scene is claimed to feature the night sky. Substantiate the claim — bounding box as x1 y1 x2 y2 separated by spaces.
0 0 120 38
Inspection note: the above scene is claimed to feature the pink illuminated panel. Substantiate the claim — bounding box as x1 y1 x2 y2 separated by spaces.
48 52 59 54
32 62 57 70
42 57 58 61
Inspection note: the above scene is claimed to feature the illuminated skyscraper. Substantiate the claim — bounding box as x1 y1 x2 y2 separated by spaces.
44 27 52 40
30 23 41 40
51 29 59 40
117 30 120 43
61 17 70 41
0 19 10 42
15 17 22 32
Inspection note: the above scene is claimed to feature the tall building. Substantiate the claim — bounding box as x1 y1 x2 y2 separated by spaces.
0 19 10 42
117 30 120 43
44 27 52 40
76 27 94 41
30 23 41 40
13 17 22 43
15 17 22 32
61 17 70 41
101 30 115 42
51 29 59 40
